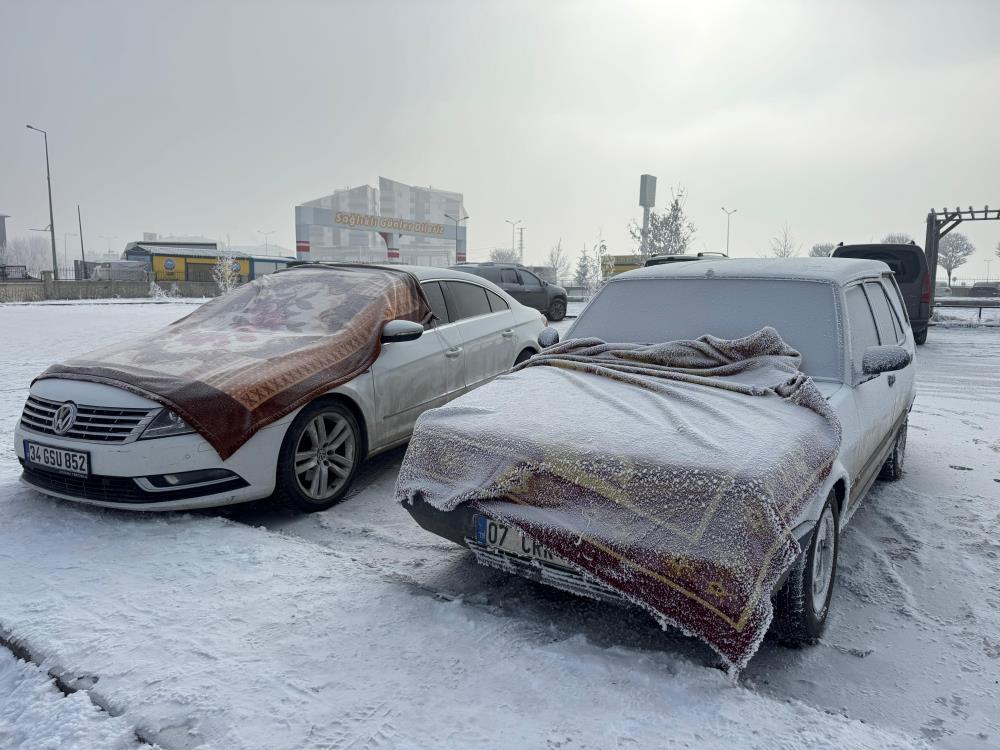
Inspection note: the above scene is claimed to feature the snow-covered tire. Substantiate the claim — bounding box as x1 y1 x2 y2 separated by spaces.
272 399 362 513
878 417 907 482
547 299 567 322
913 327 927 345
772 493 838 646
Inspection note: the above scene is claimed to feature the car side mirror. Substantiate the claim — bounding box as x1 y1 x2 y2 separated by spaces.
382 319 424 343
861 345 911 376
538 327 559 348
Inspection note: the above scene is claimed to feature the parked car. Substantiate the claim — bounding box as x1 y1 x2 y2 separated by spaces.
832 243 930 344
449 262 569 321
15 265 545 512
969 282 1000 298
404 258 915 646
644 251 728 267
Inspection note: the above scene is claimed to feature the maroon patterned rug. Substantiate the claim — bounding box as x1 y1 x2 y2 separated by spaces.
397 328 840 669
37 265 432 458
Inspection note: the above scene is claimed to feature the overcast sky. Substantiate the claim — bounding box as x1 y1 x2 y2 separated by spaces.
2 0 999 277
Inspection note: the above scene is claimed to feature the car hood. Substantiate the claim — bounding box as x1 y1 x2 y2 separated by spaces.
30 378 160 409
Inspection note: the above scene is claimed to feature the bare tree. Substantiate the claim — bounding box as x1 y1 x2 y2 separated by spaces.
627 186 696 258
212 252 240 295
809 242 835 258
489 247 520 264
766 224 800 258
545 238 570 283
937 232 976 287
882 233 915 245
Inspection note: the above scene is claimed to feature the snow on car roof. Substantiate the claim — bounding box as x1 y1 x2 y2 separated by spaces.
616 257 893 285
286 262 501 285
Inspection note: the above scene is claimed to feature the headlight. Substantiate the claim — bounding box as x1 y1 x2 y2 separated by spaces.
139 409 196 440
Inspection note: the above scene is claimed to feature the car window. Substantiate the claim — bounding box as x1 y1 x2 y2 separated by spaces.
834 248 922 283
487 290 509 312
421 281 450 326
519 271 541 287
865 282 900 344
477 267 501 283
442 281 493 321
499 269 519 284
846 285 880 370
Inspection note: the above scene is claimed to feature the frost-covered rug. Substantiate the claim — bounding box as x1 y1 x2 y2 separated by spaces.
37 265 432 458
396 328 841 669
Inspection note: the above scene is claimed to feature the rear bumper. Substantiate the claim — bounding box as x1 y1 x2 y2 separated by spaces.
403 495 815 600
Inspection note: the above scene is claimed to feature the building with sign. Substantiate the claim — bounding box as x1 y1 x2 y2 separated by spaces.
122 241 294 283
295 177 467 267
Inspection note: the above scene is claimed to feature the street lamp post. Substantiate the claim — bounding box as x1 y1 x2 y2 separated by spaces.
721 207 737 256
256 229 276 256
26 124 59 279
444 213 469 263
99 235 118 254
986 259 993 283
505 219 522 261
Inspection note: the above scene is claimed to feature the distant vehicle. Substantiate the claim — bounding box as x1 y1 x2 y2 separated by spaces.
450 262 569 321
91 260 150 282
644 251 728 267
832 243 931 344
16 265 545 512
969 282 1000 298
935 281 951 297
405 258 916 647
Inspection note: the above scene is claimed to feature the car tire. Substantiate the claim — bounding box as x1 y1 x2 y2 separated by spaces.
772 492 838 646
514 349 534 366
272 399 362 512
913 327 927 345
878 417 907 482
547 298 567 322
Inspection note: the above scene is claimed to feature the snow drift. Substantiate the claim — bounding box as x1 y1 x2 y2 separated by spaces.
396 328 841 668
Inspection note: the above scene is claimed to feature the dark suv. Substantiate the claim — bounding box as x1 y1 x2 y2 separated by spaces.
832 243 931 344
450 262 569 320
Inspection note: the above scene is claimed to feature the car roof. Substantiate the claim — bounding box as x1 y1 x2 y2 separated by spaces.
614 257 893 285
285 262 487 283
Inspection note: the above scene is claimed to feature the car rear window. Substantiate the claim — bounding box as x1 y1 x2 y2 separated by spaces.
834 248 922 283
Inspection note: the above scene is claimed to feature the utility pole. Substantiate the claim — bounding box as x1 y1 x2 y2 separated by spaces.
26 124 59 279
721 207 737 256
505 219 522 261
986 259 993 283
77 205 87 277
257 229 276 256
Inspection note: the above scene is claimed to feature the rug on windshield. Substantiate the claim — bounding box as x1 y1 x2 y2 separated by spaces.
37 265 433 459
396 327 841 670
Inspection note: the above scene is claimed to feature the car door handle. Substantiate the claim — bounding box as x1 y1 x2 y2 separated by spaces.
501 329 515 338
887 374 896 387
445 346 463 358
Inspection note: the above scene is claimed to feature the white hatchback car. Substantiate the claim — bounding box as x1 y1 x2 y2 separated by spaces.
15 265 546 512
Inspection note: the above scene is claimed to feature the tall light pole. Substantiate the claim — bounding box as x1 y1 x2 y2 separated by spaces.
77 205 87 277
26 125 59 279
99 235 118 255
256 229 276 256
444 213 469 263
505 219 522 261
721 207 737 256
986 259 993 283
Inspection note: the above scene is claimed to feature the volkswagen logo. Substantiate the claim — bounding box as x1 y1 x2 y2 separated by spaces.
52 402 77 436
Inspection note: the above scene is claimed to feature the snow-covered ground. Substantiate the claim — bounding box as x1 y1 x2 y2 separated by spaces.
1 300 998 749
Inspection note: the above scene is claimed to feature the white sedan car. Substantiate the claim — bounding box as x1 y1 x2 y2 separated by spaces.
15 266 546 512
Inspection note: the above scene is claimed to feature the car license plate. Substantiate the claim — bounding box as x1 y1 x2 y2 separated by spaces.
24 440 90 477
474 515 571 568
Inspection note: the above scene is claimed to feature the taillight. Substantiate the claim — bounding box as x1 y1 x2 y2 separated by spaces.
920 273 932 304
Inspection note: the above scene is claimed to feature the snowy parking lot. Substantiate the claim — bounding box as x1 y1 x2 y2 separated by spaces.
1 300 998 750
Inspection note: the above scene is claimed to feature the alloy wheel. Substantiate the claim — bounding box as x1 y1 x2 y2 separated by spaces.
810 506 836 616
293 412 356 501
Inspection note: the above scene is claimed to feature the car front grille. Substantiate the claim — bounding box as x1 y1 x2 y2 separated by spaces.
20 395 156 443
